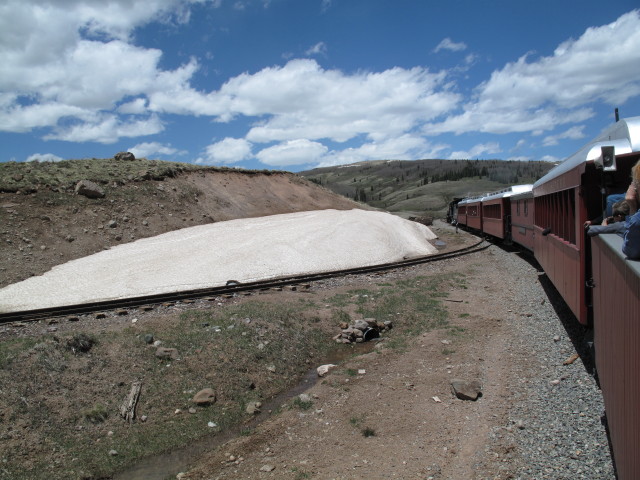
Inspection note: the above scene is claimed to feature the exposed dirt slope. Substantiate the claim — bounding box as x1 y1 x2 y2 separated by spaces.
0 169 365 288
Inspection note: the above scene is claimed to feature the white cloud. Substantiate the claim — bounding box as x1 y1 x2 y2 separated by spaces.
128 142 186 158
197 137 253 165
448 142 502 160
434 38 467 53
305 42 327 56
26 153 64 162
0 0 213 141
425 10 640 136
202 59 459 143
118 98 149 115
45 114 164 144
317 135 449 168
256 139 328 167
542 125 586 147
0 103 93 133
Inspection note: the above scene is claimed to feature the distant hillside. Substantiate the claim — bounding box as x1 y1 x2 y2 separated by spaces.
299 159 555 218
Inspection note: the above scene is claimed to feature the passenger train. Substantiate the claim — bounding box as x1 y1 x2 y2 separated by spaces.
453 115 640 479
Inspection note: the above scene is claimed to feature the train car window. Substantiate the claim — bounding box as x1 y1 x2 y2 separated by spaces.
524 200 528 217
516 200 520 216
483 204 501 219
535 190 576 245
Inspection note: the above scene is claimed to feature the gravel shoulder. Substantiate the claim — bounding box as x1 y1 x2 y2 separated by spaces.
180 223 614 480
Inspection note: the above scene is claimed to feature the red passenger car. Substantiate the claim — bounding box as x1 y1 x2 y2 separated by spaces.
509 188 535 251
464 196 483 231
481 185 533 241
455 199 468 227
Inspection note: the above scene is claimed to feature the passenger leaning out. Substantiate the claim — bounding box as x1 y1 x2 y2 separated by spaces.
625 159 640 215
587 200 630 237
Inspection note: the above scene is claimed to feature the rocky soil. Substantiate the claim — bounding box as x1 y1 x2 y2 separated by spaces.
0 162 615 479
178 227 614 480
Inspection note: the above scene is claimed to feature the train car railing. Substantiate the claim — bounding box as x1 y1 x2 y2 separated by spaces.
590 234 640 480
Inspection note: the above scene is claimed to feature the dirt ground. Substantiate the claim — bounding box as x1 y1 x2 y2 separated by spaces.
178 228 528 480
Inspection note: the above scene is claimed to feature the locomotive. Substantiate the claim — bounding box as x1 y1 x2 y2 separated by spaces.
454 115 640 479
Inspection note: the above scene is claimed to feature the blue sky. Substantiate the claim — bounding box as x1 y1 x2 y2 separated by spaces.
1 0 640 172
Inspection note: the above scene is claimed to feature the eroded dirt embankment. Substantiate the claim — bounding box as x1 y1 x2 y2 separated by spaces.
0 170 364 288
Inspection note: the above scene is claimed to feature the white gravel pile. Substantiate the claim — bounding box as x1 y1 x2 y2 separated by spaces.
0 209 437 313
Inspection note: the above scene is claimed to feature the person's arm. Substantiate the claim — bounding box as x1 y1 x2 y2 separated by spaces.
626 181 638 215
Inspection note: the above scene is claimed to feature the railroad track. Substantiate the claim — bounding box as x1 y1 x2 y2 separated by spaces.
0 239 488 324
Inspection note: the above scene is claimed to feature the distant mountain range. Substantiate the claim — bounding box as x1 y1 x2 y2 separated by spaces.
299 159 555 218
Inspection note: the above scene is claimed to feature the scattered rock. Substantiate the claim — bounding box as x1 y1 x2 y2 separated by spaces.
353 319 369 331
108 450 118 456
114 151 136 161
563 353 580 365
66 334 95 354
317 364 337 377
192 388 217 405
333 317 389 344
450 378 482 401
298 393 312 403
143 334 155 344
246 401 262 415
155 347 178 360
75 180 105 199
260 464 275 472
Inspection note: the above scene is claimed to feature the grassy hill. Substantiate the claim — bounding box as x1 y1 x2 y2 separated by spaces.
299 159 555 218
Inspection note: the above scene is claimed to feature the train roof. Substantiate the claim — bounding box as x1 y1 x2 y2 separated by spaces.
458 184 532 205
481 184 533 202
510 188 534 201
458 195 483 205
533 116 640 190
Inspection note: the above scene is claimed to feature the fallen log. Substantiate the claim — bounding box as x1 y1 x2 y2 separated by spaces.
120 381 142 424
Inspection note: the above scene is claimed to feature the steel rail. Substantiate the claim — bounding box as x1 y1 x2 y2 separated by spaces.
0 238 487 324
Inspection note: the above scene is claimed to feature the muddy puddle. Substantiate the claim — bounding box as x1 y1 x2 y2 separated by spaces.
114 341 376 480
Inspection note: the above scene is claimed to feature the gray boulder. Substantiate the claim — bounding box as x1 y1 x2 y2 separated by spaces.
75 180 105 199
114 151 136 161
451 378 482 401
192 388 217 405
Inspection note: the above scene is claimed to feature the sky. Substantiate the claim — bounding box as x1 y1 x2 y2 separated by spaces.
1 0 640 172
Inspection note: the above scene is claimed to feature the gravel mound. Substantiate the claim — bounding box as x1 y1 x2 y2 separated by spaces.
0 209 437 313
